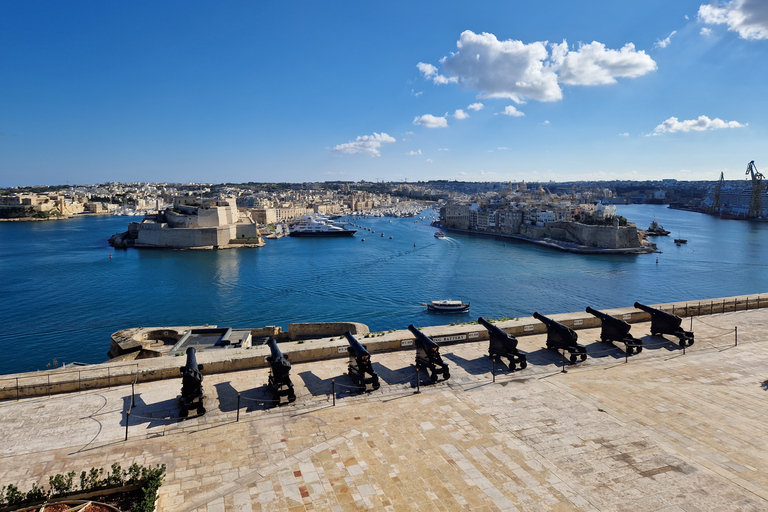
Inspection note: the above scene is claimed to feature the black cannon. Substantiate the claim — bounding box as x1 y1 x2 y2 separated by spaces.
533 312 588 364
407 325 450 382
478 317 527 370
179 347 205 417
634 302 694 347
266 338 296 403
344 332 380 390
586 307 643 355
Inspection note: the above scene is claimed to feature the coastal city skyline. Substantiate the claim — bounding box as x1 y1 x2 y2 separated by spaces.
2 1 767 187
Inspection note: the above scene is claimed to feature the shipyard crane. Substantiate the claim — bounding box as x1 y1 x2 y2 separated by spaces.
746 160 764 219
711 171 724 214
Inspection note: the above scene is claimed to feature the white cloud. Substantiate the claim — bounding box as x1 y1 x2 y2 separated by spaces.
653 115 747 134
698 0 768 40
497 147 510 150
417 61 458 85
454 109 469 119
406 149 422 156
619 132 629 137
554 41 657 85
412 90 423 97
701 27 713 36
419 30 657 103
467 102 484 111
438 148 450 151
332 132 396 157
654 30 677 48
542 120 550 125
500 105 525 117
413 114 448 128
426 158 434 164
440 31 561 102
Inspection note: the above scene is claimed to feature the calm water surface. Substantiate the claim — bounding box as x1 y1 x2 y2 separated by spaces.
1 205 767 374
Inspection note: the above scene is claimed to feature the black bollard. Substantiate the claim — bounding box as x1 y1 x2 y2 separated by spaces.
332 379 336 406
125 410 129 441
237 392 241 422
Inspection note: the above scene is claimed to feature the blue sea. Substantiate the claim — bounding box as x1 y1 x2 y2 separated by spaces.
1 204 767 375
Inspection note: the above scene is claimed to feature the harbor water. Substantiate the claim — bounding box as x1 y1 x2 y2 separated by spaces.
2 204 768 375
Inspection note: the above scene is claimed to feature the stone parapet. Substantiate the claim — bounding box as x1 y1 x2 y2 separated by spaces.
1 294 765 400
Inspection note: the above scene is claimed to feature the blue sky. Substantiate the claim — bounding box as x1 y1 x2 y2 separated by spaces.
1 1 767 187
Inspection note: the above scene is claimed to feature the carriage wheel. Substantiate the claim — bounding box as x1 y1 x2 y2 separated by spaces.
519 360 528 370
197 405 206 416
580 353 587 362
443 369 450 380
570 354 578 364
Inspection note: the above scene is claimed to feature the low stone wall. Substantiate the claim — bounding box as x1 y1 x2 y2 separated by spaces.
288 322 369 340
1 294 765 400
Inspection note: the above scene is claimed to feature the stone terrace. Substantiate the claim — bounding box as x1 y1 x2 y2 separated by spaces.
2 308 768 511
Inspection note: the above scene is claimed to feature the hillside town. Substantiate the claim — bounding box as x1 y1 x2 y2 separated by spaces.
0 177 761 251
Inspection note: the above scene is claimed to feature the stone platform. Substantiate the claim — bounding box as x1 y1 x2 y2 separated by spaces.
1 308 768 511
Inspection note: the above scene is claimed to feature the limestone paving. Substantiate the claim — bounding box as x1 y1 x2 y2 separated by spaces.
1 309 768 511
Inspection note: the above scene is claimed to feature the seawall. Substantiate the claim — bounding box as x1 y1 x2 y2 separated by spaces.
0 293 763 400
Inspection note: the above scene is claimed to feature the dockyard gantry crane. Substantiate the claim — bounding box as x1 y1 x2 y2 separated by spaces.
746 160 764 219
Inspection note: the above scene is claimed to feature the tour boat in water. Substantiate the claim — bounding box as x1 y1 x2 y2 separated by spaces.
434 231 445 239
423 300 470 313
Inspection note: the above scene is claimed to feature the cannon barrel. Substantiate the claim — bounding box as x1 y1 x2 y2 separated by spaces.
478 316 526 371
344 331 371 362
179 347 204 416
586 306 642 354
533 311 586 363
634 302 680 322
344 331 379 390
478 317 518 349
266 338 291 380
585 306 610 321
267 337 286 361
407 324 449 381
408 324 438 351
634 302 693 347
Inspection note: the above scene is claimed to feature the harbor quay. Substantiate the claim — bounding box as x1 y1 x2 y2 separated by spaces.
1 296 768 511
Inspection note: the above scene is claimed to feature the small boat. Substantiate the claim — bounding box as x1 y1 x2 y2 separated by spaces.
674 238 687 244
647 218 670 236
423 300 470 313
434 231 445 239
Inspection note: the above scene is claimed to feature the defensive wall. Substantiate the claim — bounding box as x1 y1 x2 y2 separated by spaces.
519 220 641 249
1 293 763 400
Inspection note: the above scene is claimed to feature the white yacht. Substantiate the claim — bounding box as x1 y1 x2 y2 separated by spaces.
289 216 357 237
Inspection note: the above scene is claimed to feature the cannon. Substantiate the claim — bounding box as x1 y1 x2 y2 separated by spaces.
533 312 588 364
634 302 694 347
407 325 450 382
179 347 205 417
266 338 296 403
344 332 380 390
586 307 643 355
477 317 527 370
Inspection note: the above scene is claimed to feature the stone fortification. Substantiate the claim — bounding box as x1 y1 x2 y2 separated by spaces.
2 294 764 400
520 220 641 249
288 322 369 340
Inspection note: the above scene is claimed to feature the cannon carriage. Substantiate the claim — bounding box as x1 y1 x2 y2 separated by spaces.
344 331 380 390
634 302 694 347
533 312 588 364
477 317 527 370
586 307 643 355
407 325 450 382
179 347 205 417
266 338 296 404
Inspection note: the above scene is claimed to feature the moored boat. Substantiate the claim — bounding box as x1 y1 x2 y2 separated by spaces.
289 216 357 237
423 300 470 313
